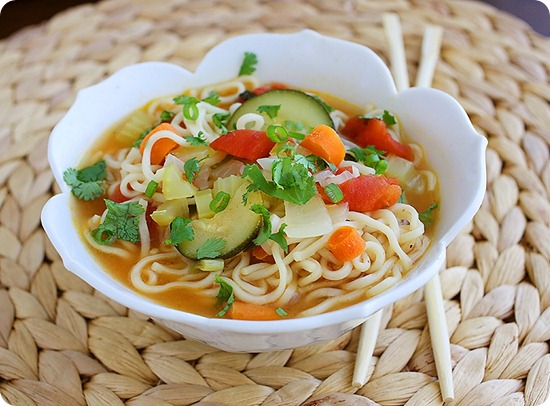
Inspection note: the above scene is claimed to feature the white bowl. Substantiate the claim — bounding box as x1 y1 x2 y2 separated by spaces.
41 30 486 352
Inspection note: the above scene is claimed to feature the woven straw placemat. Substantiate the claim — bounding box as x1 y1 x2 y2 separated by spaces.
1 0 550 405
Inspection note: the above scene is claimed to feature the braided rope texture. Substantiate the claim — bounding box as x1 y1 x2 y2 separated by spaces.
0 0 549 405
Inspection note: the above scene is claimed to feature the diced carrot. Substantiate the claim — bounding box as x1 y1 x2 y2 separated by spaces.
339 175 402 212
210 130 276 161
327 226 366 263
300 124 346 166
227 301 280 321
342 117 414 161
139 123 180 165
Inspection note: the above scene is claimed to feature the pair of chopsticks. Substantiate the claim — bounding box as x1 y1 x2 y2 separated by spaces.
352 13 454 404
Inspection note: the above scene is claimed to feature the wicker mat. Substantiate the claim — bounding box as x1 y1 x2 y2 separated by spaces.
1 0 550 405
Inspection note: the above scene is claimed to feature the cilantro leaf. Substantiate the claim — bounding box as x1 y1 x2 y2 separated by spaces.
419 203 438 227
91 200 145 245
381 110 397 126
160 110 176 121
257 105 280 120
185 134 208 146
250 204 272 245
238 52 258 76
212 113 230 134
215 275 235 317
184 157 200 183
250 204 288 252
165 217 194 245
202 91 220 106
242 162 316 206
197 237 226 259
269 223 288 253
63 160 107 201
346 146 388 175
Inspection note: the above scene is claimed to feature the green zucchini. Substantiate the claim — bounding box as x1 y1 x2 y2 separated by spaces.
176 180 262 259
227 89 334 132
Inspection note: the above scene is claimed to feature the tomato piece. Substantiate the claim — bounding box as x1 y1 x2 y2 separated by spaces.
253 82 288 95
339 175 402 212
210 130 276 161
342 117 414 161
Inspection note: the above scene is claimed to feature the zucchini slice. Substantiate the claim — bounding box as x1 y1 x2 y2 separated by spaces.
227 89 334 132
176 181 262 260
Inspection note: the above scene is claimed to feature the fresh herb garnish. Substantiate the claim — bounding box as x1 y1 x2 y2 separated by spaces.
63 160 107 201
250 204 289 252
419 203 438 227
210 191 230 213
174 95 200 120
324 183 344 203
184 157 201 183
197 237 226 259
346 146 388 174
238 52 258 76
212 113 230 134
276 307 288 317
242 159 316 206
257 105 280 120
269 223 288 253
266 125 288 143
185 134 208 146
145 180 158 198
90 200 145 245
360 110 397 127
164 217 194 246
160 110 175 122
202 91 221 106
215 275 235 317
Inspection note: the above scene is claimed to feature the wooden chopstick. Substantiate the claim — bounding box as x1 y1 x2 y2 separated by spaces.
352 309 382 387
415 24 454 403
352 16 454 403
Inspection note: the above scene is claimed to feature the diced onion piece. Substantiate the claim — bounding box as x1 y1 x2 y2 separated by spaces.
385 155 416 184
151 199 189 226
212 175 246 197
195 259 224 272
115 111 156 144
162 162 197 200
195 189 215 219
327 202 349 225
283 195 333 238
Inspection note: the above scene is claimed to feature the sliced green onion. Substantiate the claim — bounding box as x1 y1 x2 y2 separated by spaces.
183 103 199 120
210 191 231 213
266 125 288 143
276 307 288 317
145 180 158 198
195 259 224 272
324 183 343 203
90 227 116 246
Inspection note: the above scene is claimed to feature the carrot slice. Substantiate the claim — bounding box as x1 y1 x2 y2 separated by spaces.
139 123 180 165
227 301 281 321
300 124 346 166
327 226 367 263
210 129 276 161
339 175 402 212
342 117 414 161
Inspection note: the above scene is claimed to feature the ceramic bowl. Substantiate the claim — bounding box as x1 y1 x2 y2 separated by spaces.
41 30 486 352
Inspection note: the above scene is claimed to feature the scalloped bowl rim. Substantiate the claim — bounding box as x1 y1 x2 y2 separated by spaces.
42 30 486 347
